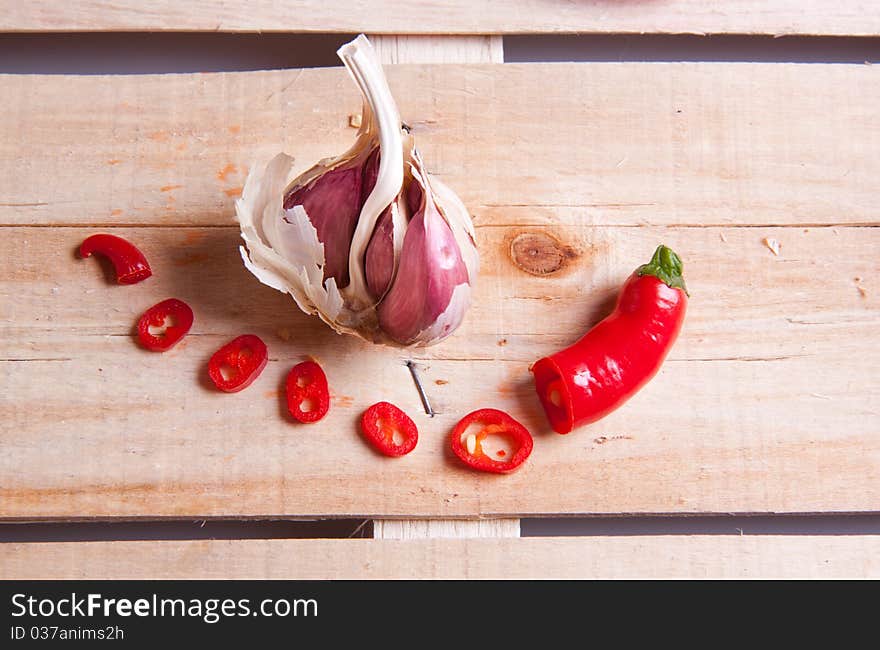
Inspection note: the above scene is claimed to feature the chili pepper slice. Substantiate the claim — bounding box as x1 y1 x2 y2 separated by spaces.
360 401 418 457
136 298 194 352
285 360 330 423
207 334 268 393
79 233 152 285
450 408 533 474
532 244 688 434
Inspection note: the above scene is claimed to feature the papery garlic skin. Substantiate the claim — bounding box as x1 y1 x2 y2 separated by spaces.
235 34 478 347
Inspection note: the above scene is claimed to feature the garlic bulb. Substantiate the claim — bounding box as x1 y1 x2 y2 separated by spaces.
236 34 478 347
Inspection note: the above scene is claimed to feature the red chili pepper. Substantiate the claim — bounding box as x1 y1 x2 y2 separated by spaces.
450 408 533 474
285 360 330 423
136 298 194 352
79 234 152 285
207 334 268 393
360 402 418 457
532 244 688 434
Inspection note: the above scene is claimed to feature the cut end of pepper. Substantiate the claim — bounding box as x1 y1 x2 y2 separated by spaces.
361 401 418 457
531 357 574 434
285 360 330 423
137 298 194 352
208 334 268 393
637 244 688 296
450 409 533 473
117 267 154 285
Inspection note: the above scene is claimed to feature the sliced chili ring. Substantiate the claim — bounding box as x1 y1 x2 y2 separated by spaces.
79 233 152 285
208 334 268 393
285 360 330 423
136 298 194 352
360 402 418 457
450 408 533 474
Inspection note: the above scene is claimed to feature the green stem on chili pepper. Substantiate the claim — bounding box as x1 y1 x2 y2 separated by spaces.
636 244 688 295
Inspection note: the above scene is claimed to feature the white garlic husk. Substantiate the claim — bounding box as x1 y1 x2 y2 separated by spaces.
236 34 478 347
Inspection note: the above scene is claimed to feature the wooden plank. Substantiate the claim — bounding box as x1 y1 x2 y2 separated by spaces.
373 519 520 539
1 224 877 519
367 33 511 540
2 64 877 228
370 35 503 64
3 536 879 579
0 1 876 37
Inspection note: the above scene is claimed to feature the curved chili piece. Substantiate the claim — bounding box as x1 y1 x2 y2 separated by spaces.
450 408 533 474
532 244 688 434
79 234 152 285
285 360 330 423
208 334 268 393
360 401 418 457
136 298 194 352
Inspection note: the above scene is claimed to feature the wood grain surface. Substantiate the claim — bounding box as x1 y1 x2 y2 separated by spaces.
1 64 877 520
370 34 503 64
373 518 520 540
3 536 879 579
0 1 877 37
3 64 877 228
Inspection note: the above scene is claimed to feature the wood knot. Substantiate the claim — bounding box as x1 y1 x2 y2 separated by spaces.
509 231 578 276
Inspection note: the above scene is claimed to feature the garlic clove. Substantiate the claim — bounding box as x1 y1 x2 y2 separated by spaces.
429 173 480 283
282 159 365 288
377 166 471 345
364 205 397 299
361 147 407 301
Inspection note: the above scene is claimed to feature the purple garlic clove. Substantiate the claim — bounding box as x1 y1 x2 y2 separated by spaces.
364 206 396 299
282 163 363 288
378 174 470 345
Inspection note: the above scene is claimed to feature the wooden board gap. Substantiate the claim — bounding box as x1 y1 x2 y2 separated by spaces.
0 32 355 74
0 519 373 542
505 34 880 64
521 514 880 537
